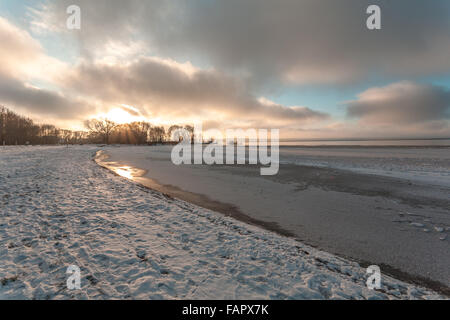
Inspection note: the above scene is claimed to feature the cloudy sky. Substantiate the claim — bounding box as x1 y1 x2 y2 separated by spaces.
0 0 449 139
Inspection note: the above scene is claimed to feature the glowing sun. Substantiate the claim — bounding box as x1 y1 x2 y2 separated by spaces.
97 105 145 124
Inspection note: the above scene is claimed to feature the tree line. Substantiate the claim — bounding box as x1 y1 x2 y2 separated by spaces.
0 106 194 145
0 106 86 145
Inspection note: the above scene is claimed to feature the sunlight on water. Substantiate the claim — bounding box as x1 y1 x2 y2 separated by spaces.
114 166 134 179
95 151 147 181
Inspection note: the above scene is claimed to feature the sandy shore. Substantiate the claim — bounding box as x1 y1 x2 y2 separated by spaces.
99 145 450 295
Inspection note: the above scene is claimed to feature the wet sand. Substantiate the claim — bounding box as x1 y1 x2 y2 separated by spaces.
95 148 450 295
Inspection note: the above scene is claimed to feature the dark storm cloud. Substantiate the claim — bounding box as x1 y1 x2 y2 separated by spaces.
37 0 450 85
346 81 450 124
15 0 450 136
0 72 91 120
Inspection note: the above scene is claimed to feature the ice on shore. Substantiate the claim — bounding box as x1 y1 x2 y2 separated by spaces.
281 146 450 187
0 146 445 299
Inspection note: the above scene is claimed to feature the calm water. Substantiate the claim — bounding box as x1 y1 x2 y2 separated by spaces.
279 139 450 147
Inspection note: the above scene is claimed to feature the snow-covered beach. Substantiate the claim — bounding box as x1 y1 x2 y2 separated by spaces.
0 146 446 299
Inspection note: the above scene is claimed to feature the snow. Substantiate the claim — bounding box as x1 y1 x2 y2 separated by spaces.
0 146 445 299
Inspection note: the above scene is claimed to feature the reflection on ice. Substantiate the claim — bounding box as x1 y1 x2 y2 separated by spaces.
95 152 146 180
114 167 133 179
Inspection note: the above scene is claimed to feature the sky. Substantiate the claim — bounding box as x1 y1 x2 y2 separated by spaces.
0 0 449 139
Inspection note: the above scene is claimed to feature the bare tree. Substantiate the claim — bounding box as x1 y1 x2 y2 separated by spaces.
167 125 183 142
84 118 118 144
128 121 151 144
60 129 73 145
0 106 202 146
0 106 42 145
148 126 166 144
0 106 5 145
39 124 59 144
184 125 195 144
0 106 105 145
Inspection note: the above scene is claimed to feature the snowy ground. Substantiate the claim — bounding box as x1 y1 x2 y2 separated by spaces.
0 146 445 299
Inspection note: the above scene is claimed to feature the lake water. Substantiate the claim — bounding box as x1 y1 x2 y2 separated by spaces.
279 139 450 147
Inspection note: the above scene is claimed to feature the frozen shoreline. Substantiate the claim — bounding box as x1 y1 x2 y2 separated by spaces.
100 145 450 293
0 146 446 299
280 146 450 188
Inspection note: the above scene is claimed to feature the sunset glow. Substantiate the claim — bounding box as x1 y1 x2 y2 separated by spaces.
1 0 449 303
97 107 144 124
0 1 448 138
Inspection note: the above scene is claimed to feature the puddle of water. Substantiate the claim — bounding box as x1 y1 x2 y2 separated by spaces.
113 166 139 179
95 151 146 179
